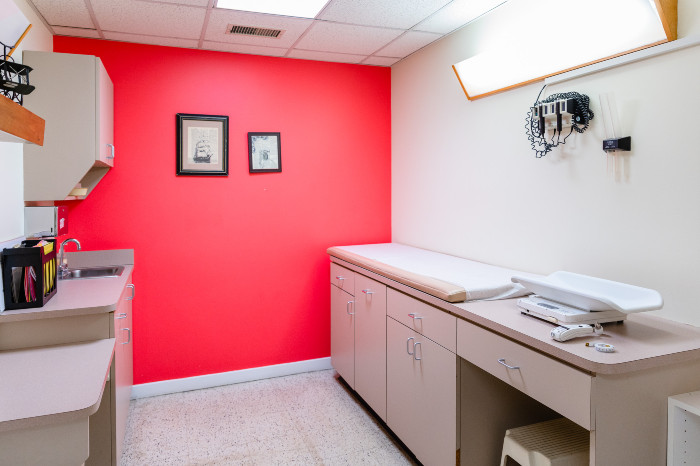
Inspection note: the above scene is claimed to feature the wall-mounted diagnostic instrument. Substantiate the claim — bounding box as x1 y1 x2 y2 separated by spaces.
526 87 594 158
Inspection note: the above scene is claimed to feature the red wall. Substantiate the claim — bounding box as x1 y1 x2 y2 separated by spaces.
54 37 391 385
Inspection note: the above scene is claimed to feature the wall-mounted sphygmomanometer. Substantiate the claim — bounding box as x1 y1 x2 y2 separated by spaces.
526 86 594 158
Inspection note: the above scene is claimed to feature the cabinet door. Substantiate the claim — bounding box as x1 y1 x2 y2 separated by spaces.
331 284 354 388
387 317 457 466
114 281 134 465
23 51 113 201
354 274 387 421
96 58 114 167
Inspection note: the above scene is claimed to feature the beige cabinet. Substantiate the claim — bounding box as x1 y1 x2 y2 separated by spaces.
330 282 355 388
0 271 134 466
330 263 387 419
354 274 387 421
330 262 458 462
457 319 591 429
114 283 134 464
386 316 458 466
83 274 134 466
22 51 114 201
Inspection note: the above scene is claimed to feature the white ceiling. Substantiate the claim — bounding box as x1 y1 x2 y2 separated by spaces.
26 0 507 66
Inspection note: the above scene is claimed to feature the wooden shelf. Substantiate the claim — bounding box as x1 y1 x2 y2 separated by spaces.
0 94 45 145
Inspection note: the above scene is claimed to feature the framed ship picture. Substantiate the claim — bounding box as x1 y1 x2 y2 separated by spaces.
176 113 228 176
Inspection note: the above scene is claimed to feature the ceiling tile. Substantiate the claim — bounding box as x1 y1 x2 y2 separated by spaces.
204 9 313 48
317 0 451 29
90 0 206 39
295 21 403 55
414 0 507 34
30 0 94 28
202 41 288 57
287 49 366 64
142 0 210 6
102 31 200 48
362 56 401 66
375 30 441 57
53 27 101 39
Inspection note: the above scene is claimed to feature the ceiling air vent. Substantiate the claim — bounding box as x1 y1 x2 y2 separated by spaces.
226 24 284 38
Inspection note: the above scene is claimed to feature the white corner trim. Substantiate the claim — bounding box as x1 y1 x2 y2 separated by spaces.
546 34 700 85
130 357 332 399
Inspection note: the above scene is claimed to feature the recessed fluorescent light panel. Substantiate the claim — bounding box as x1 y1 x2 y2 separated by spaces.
453 0 670 100
216 0 329 19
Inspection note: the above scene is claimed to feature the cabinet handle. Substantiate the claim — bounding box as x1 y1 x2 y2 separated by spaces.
413 342 422 361
497 358 520 370
408 313 423 320
122 328 131 344
107 143 115 159
406 337 414 355
126 284 135 301
116 312 127 319
361 289 374 295
346 301 354 315
335 276 345 281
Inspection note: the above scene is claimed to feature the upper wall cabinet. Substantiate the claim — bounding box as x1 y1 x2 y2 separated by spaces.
22 51 114 202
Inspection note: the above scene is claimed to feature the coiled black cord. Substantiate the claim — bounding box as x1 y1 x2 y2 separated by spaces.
525 85 594 158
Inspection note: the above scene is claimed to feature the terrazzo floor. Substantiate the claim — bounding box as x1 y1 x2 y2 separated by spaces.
121 369 420 465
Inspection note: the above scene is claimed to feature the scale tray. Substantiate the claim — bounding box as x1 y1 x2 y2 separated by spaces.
511 271 663 313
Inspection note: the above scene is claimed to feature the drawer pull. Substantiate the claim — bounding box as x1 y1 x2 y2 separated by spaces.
408 313 423 320
361 289 374 295
335 276 345 281
406 337 414 355
346 301 354 315
116 313 127 319
414 342 422 361
497 358 520 370
126 284 135 301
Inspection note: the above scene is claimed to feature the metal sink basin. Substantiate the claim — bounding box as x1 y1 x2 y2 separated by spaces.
62 265 125 280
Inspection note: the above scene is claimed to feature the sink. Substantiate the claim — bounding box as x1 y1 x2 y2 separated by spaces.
62 266 125 280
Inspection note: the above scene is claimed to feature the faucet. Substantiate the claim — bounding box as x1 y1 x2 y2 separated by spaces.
58 238 81 279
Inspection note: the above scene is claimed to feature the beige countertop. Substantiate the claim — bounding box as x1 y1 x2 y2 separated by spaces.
330 254 700 376
0 249 133 323
0 338 115 433
450 298 700 375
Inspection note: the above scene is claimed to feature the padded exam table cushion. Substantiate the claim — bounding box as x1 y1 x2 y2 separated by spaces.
327 243 539 303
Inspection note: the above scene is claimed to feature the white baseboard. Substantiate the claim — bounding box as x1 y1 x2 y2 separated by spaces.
131 357 332 399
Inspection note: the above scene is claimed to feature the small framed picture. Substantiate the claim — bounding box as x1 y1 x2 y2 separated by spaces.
248 132 281 173
176 113 228 176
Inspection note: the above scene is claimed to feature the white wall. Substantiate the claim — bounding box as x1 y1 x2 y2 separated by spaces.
392 1 700 326
0 0 51 242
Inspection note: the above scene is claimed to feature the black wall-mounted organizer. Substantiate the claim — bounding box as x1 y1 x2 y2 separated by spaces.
1 239 57 310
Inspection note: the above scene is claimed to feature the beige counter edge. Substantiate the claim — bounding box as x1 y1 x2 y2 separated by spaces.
0 338 115 433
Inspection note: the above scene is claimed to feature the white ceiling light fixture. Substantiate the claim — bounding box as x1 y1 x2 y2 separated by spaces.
216 0 330 19
452 0 676 100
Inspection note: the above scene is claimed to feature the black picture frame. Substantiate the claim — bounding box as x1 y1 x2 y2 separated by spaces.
176 113 228 176
248 132 281 173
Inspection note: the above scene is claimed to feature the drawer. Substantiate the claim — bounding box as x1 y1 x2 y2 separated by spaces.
457 319 592 430
387 288 456 353
330 262 354 295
